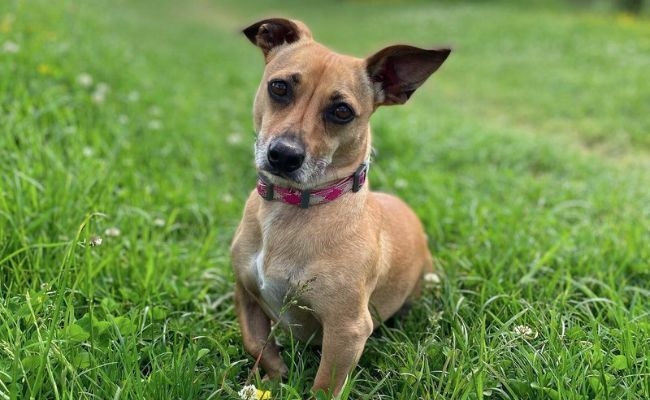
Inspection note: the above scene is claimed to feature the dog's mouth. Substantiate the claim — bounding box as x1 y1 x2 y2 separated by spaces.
257 159 332 190
261 166 301 183
254 137 332 189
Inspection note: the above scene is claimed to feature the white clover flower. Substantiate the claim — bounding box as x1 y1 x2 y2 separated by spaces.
238 385 257 400
227 132 243 145
394 178 408 189
92 91 106 104
82 147 94 157
148 120 162 130
2 40 19 54
222 193 234 203
96 82 110 93
153 218 165 227
77 73 93 87
104 227 121 237
238 384 271 400
127 91 140 102
91 82 110 104
148 106 161 116
118 114 129 125
423 272 441 284
513 325 538 340
89 235 103 247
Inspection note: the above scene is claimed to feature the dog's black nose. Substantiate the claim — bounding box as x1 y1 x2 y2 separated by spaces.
267 138 305 173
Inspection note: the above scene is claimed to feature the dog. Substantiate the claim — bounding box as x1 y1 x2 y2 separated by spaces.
231 18 450 396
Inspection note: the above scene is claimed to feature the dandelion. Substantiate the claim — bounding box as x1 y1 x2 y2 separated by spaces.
0 14 14 33
104 227 121 237
77 73 93 88
513 325 538 340
89 235 103 247
37 64 54 75
617 12 637 26
2 40 19 54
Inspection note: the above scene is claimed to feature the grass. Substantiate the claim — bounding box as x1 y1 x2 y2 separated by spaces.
1 0 649 398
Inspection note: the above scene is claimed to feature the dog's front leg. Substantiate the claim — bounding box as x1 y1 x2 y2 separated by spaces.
312 311 373 396
234 283 289 379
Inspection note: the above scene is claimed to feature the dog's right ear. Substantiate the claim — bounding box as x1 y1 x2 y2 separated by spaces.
243 18 312 60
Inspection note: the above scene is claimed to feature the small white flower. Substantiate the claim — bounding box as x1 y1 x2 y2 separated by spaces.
77 73 93 87
96 82 110 93
127 91 140 102
91 82 110 104
149 106 161 116
89 235 103 247
92 91 106 104
104 227 121 237
153 218 165 227
148 120 162 130
2 40 19 54
82 147 94 157
227 132 243 145
222 193 234 203
423 272 441 284
394 178 408 189
118 114 129 125
238 385 257 400
513 325 538 339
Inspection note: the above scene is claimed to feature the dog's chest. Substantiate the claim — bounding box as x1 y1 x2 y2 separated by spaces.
251 250 290 317
248 236 322 341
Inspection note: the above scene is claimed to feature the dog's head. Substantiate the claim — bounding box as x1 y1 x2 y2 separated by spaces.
244 18 450 189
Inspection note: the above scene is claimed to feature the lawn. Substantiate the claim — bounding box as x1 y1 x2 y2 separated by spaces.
1 0 649 399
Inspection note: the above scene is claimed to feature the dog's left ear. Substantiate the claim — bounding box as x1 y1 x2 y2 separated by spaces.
243 18 312 61
366 45 451 106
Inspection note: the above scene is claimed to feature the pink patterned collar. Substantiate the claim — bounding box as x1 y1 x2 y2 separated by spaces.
257 163 368 209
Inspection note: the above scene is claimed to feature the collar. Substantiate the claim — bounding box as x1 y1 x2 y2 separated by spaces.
257 163 368 209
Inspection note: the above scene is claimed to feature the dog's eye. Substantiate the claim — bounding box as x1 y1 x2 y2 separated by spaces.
268 80 290 100
327 103 355 124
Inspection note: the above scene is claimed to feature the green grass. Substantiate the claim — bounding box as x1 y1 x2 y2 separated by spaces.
1 0 649 398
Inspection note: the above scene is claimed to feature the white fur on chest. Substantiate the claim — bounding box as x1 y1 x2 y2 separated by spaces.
252 250 288 320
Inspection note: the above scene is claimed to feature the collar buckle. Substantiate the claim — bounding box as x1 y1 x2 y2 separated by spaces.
352 163 367 193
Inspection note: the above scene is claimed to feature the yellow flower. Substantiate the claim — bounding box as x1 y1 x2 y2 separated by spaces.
0 14 14 33
256 389 271 400
617 12 637 26
37 64 54 75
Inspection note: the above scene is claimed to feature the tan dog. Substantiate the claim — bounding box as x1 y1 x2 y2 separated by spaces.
231 18 450 396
